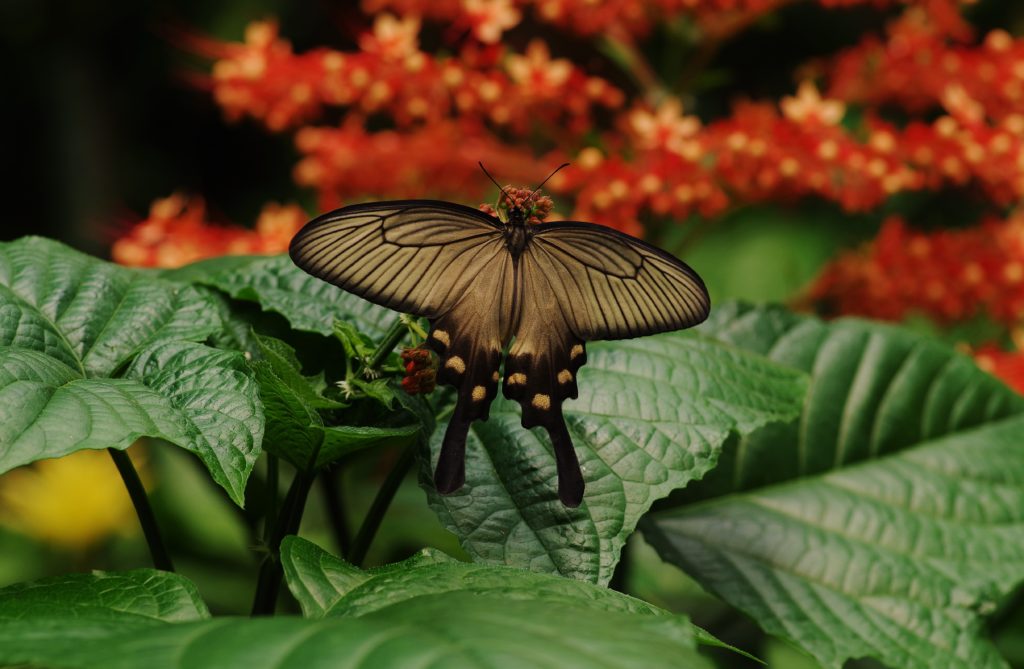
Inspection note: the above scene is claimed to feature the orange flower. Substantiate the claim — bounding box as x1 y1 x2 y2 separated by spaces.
505 40 573 93
462 0 521 43
359 14 421 61
781 82 846 126
113 195 307 268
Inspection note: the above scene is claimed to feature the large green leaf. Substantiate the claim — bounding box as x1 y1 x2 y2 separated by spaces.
280 535 665 618
0 238 262 503
0 341 263 505
1 560 712 668
643 303 1024 669
0 237 220 377
0 569 210 623
167 254 396 338
424 331 809 585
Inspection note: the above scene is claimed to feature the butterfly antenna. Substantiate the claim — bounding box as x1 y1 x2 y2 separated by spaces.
527 162 570 203
478 162 513 203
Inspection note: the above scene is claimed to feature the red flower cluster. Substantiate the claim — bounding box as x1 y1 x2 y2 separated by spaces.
202 19 622 135
827 11 1022 122
293 120 545 212
112 194 307 268
805 215 1024 325
362 0 967 39
400 346 437 395
550 85 911 231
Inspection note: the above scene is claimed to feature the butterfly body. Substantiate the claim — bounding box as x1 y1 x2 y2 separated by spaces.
502 206 533 258
290 191 709 508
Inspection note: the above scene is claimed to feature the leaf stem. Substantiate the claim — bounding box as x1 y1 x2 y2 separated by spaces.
362 318 409 376
320 467 352 557
264 453 279 540
108 447 174 572
348 442 417 567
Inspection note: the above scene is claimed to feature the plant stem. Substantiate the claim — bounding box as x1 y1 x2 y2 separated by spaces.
361 318 408 375
320 468 352 557
108 447 174 572
348 442 417 567
250 467 315 615
264 454 279 540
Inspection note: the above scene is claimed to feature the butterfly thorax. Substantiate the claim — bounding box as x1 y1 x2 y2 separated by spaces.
503 206 533 258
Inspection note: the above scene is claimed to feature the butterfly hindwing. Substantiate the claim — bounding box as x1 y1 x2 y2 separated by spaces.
502 248 590 506
427 245 515 494
503 223 710 507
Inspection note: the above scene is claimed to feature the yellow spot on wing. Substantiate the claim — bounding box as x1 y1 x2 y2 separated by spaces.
570 344 584 360
471 385 486 401
507 372 527 385
557 369 573 384
445 356 465 373
492 371 500 382
432 330 450 346
531 394 551 410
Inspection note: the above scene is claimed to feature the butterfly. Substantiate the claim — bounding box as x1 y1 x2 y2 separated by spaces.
289 165 710 507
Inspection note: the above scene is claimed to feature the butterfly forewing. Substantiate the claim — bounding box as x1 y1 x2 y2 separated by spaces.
289 201 504 318
529 222 710 340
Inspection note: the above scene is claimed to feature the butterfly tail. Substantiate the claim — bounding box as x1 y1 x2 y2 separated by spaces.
428 316 503 497
547 416 585 507
434 406 470 494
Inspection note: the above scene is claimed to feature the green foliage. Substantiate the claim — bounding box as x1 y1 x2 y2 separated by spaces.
424 331 809 585
167 255 396 338
6 240 1023 669
0 549 714 669
643 303 1024 669
252 334 422 469
0 238 263 505
0 569 210 623
280 535 666 618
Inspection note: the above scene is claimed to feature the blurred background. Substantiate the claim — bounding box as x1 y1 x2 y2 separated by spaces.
5 0 1024 666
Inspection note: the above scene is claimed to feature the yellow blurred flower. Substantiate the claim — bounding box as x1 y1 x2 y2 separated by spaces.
0 448 146 551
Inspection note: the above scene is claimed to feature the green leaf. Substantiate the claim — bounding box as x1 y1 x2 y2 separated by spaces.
351 377 398 409
172 254 396 338
0 341 263 505
332 320 373 361
424 331 809 585
643 303 1024 669
0 238 261 502
280 535 665 619
254 341 418 469
254 335 344 410
317 424 419 469
0 237 221 378
0 598 712 669
0 569 210 623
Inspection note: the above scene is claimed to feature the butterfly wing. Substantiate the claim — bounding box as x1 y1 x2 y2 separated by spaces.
504 222 710 507
289 200 516 492
289 200 506 317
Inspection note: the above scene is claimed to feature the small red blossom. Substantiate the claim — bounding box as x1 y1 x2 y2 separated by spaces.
400 346 437 395
490 185 555 223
